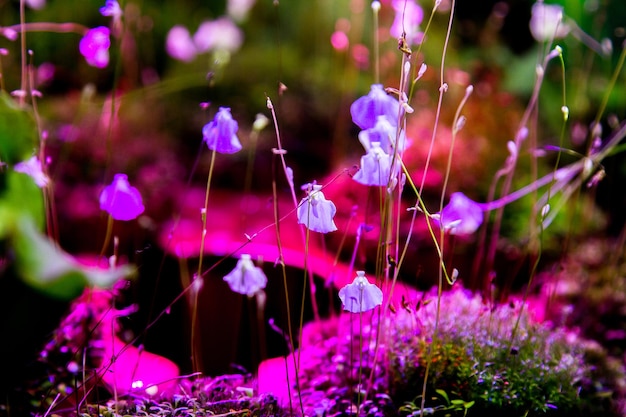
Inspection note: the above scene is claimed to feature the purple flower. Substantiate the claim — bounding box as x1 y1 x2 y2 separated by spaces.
223 254 267 296
297 183 337 233
358 115 406 154
353 142 396 186
529 2 569 42
14 156 49 188
434 192 484 236
338 271 383 313
166 25 197 62
79 27 111 68
350 84 399 130
202 107 242 154
99 174 145 221
100 0 122 19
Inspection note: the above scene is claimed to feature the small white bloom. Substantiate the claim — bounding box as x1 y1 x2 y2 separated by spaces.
297 183 337 233
529 2 569 42
223 254 268 296
338 271 383 313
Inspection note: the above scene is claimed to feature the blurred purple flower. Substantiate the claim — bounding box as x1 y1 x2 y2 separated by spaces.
194 17 243 53
99 174 145 221
166 25 197 62
338 271 383 313
350 84 399 130
529 2 569 42
100 0 122 18
390 0 424 45
25 0 45 10
202 107 242 154
297 183 337 233
353 142 396 187
223 254 267 296
358 115 406 154
79 27 111 68
434 192 484 236
14 156 49 187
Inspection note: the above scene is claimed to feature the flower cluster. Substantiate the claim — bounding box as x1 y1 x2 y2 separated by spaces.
166 17 244 62
350 84 406 187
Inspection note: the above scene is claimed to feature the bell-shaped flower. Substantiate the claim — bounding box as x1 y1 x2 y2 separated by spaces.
14 156 49 188
390 0 424 45
338 271 383 313
79 27 111 68
353 142 397 187
358 115 406 154
529 2 569 42
99 174 145 221
202 107 242 154
297 183 337 233
433 192 484 236
223 254 267 296
350 84 399 130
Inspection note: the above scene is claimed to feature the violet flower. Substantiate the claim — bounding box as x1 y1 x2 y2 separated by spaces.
166 25 197 62
99 174 145 221
223 254 267 296
79 27 111 68
353 142 396 187
100 0 122 19
433 192 484 236
350 84 399 130
297 183 337 233
338 271 383 313
202 107 242 154
358 115 406 154
529 2 569 42
14 156 49 188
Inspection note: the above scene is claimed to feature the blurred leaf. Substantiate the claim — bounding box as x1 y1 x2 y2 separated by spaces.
0 170 46 232
12 217 135 300
0 91 38 164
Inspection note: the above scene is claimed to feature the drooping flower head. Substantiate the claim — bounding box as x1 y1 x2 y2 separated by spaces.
338 271 383 313
202 107 242 154
390 0 424 45
297 183 337 233
350 84 399 130
99 174 145 221
79 27 111 68
529 2 569 42
433 192 484 236
353 142 396 187
14 156 49 188
358 115 406 154
223 254 267 296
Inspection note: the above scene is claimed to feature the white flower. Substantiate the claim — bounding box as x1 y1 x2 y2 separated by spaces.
223 254 267 296
529 2 569 42
297 183 337 233
338 271 383 313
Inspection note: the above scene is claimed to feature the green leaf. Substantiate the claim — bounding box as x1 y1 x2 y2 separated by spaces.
435 389 450 405
12 217 135 300
0 91 38 164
